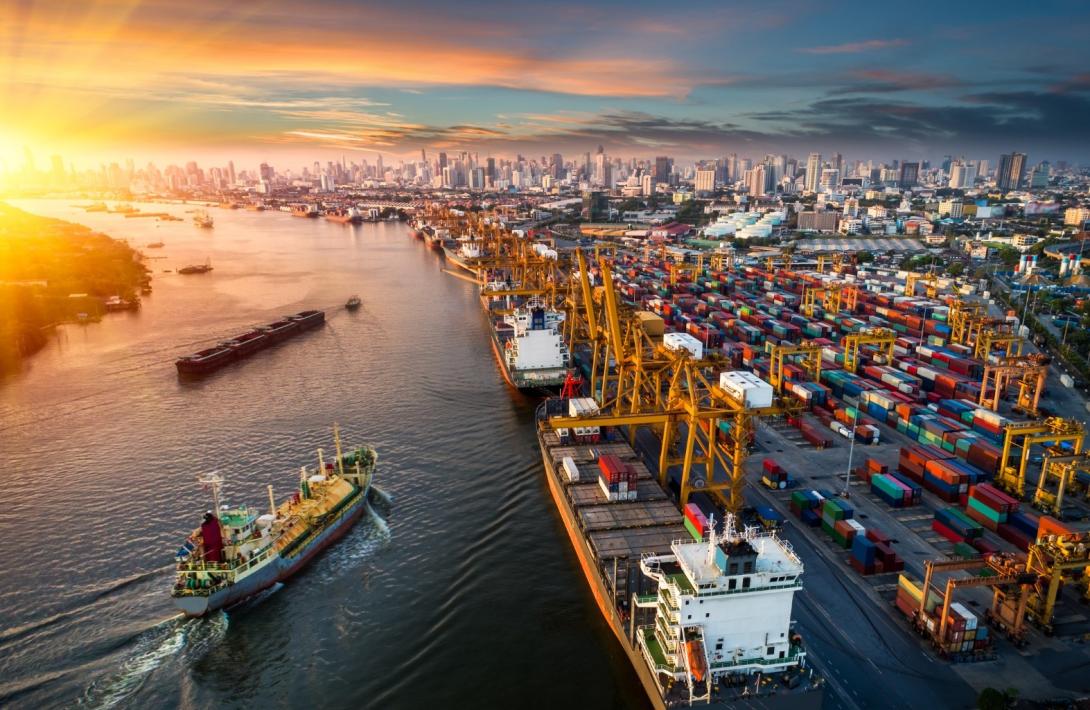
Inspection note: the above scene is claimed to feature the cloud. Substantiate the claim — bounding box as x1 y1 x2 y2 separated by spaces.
827 69 965 94
798 38 910 55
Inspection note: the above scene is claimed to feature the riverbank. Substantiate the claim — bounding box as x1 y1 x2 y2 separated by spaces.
0 202 150 373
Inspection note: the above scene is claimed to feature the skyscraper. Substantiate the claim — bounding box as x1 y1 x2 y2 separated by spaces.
804 153 821 193
996 152 1028 191
898 162 919 188
654 156 671 185
694 169 715 194
948 160 977 189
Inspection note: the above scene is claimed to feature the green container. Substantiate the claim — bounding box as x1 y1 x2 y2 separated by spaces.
684 516 703 541
967 496 1005 523
953 541 979 559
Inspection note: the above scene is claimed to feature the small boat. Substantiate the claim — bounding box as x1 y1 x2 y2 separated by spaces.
193 210 214 229
326 207 363 224
346 295 362 310
104 295 139 312
147 241 165 249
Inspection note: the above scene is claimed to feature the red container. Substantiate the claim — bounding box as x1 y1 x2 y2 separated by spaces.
866 528 892 546
1039 515 1076 539
932 519 963 543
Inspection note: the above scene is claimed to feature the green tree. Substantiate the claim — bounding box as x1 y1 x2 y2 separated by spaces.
946 261 965 277
855 251 874 264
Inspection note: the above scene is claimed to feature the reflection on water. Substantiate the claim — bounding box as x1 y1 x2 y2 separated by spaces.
0 201 649 709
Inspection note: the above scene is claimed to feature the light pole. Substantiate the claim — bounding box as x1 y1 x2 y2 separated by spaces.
842 411 859 498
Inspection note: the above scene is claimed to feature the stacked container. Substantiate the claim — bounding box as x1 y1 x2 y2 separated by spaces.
761 458 790 489
597 454 637 502
933 507 984 543
963 483 1018 531
789 489 823 526
684 502 708 541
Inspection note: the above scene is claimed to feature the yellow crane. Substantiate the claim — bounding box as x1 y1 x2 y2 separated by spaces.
904 270 940 298
1033 453 1090 515
972 328 1024 361
996 418 1085 497
917 555 1032 651
802 282 858 317
1024 531 1090 634
841 328 895 374
708 249 735 272
978 353 1050 417
947 299 984 345
767 342 822 394
547 256 782 512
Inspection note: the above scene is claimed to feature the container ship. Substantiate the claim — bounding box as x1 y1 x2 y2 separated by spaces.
171 430 377 616
326 207 363 224
175 310 325 375
443 236 483 274
291 204 320 218
424 227 451 251
536 398 823 708
487 296 571 391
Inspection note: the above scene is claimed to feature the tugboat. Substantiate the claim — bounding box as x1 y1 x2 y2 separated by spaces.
193 210 214 229
171 426 378 616
147 241 165 249
346 295 362 310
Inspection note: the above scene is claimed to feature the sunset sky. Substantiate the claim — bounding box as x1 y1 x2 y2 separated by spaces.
3 0 1090 169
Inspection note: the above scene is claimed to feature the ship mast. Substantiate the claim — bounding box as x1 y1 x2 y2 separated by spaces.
198 472 224 515
333 423 345 477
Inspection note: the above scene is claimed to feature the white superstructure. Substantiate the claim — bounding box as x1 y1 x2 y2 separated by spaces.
636 515 806 704
499 298 570 386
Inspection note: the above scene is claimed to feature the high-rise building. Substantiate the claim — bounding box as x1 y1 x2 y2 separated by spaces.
898 162 919 188
996 152 1027 191
948 160 977 189
804 153 821 193
746 164 768 198
694 169 716 194
654 156 671 185
1030 161 1050 188
819 168 839 191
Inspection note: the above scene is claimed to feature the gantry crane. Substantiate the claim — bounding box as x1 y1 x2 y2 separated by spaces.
841 328 895 374
973 328 1024 361
1033 453 1090 516
767 342 822 394
904 270 940 299
1024 531 1090 634
669 261 700 286
708 249 735 272
546 255 782 512
916 554 1033 652
802 282 859 318
978 353 1050 417
997 418 1086 497
947 299 984 345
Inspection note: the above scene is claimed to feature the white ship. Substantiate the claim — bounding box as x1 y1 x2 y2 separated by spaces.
637 515 812 706
489 297 570 391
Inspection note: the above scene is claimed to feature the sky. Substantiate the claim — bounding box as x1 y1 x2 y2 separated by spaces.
2 0 1090 170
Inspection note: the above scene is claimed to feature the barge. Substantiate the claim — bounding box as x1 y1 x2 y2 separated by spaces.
175 310 325 375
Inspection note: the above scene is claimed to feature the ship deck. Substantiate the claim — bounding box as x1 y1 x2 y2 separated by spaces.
540 432 687 567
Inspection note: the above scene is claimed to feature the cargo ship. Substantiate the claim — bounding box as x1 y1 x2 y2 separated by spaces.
487 296 570 391
291 204 320 218
409 218 427 239
443 236 483 273
175 310 325 374
178 260 213 275
193 210 214 229
326 207 363 224
171 429 377 616
535 399 823 709
424 227 451 251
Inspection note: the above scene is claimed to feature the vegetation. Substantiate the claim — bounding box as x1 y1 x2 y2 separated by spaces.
946 261 965 277
0 202 149 372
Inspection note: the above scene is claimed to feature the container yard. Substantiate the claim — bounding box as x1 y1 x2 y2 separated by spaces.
414 214 1090 706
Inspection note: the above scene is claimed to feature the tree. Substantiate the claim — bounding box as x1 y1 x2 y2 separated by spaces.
996 246 1020 268
856 251 875 264
946 261 965 277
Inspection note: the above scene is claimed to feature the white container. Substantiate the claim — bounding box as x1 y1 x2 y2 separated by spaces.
719 371 774 408
561 456 580 482
663 332 704 360
1061 374 1075 387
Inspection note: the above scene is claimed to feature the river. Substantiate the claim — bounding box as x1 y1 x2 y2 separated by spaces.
0 201 650 709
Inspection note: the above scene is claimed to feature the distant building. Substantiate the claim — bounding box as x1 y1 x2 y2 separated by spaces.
804 153 821 193
581 190 609 221
694 169 716 194
798 211 839 232
1064 207 1090 228
938 199 964 219
948 160 976 188
996 152 1028 191
898 162 919 188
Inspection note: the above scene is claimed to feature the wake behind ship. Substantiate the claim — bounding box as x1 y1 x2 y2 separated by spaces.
536 398 823 708
172 431 377 616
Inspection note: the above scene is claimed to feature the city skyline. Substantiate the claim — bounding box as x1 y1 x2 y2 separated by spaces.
3 0 1090 167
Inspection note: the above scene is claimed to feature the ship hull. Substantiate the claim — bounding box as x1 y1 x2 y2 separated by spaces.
442 247 479 275
176 311 323 376
175 484 370 617
536 430 824 710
